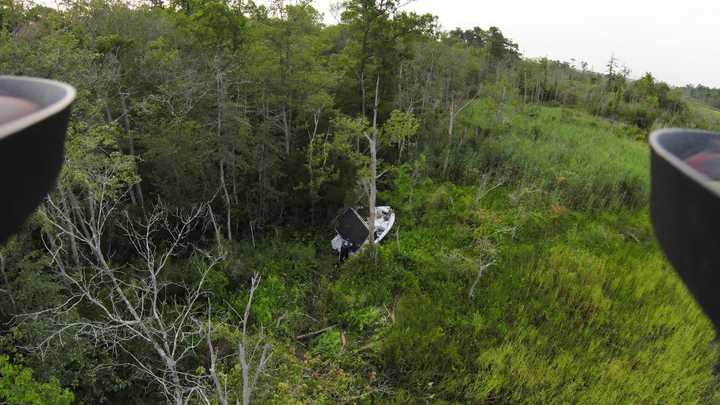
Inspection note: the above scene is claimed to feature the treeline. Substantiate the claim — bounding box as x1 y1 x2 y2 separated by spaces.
0 0 703 232
1 0 516 230
517 56 698 130
0 0 718 403
684 84 720 110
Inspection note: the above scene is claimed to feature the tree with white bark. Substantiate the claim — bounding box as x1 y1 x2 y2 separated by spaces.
24 177 273 404
333 77 418 251
207 273 272 405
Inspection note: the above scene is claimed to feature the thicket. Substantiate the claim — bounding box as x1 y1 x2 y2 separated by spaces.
1 0 720 403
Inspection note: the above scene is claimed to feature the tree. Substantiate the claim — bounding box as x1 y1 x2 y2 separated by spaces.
0 355 74 405
382 109 419 163
340 0 398 117
449 26 487 48
304 92 339 224
442 94 476 177
367 77 380 246
338 0 436 117
485 26 519 65
397 40 479 174
207 274 272 405
33 192 275 404
331 80 418 248
38 193 220 404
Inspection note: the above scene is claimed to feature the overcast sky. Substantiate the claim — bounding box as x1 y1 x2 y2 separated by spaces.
313 0 720 88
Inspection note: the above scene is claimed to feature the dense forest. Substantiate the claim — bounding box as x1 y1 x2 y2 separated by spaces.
2 0 720 403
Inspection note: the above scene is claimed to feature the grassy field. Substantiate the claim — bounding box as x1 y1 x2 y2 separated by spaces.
363 177 717 403
450 104 649 210
689 100 720 131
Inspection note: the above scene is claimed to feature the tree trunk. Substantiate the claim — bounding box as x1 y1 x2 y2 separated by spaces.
58 186 80 266
359 26 370 118
217 70 232 242
282 106 290 156
119 90 145 210
0 253 15 310
368 77 380 247
443 97 474 177
442 99 455 177
220 160 232 242
358 71 366 152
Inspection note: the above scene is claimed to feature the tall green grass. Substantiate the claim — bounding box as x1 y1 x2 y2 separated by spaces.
688 100 720 132
456 104 649 210
356 175 720 403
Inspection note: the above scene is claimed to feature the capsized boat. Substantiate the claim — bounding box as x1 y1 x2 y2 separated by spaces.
331 206 395 258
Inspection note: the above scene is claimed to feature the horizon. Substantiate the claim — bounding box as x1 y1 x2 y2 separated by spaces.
32 0 720 88
314 0 720 88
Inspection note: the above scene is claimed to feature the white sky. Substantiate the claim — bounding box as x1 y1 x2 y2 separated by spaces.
314 0 720 88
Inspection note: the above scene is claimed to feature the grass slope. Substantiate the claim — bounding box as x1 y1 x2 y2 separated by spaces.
689 100 720 132
453 104 649 210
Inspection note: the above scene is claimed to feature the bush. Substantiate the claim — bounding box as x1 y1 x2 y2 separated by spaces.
0 355 74 405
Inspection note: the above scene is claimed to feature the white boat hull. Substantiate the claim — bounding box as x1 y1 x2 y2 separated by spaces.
373 206 395 243
331 206 395 257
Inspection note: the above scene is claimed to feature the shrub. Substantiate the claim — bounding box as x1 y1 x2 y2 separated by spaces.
0 355 74 405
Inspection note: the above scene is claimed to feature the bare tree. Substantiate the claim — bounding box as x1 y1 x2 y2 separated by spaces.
442 96 475 177
366 77 381 247
207 274 272 405
305 103 335 226
215 63 234 243
468 259 495 299
24 171 275 404
30 181 222 404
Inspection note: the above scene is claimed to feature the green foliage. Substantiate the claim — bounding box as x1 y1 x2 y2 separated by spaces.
186 0 246 49
370 175 720 403
62 120 139 196
687 100 720 132
685 83 720 110
3 1 720 403
0 355 74 405
311 329 344 358
454 104 649 210
381 110 419 162
338 0 437 115
516 58 696 130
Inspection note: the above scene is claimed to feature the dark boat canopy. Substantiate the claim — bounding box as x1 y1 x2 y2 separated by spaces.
336 208 369 246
